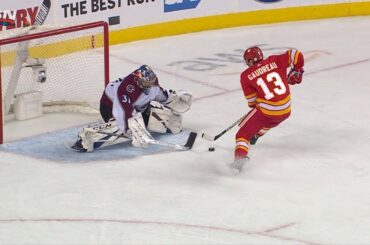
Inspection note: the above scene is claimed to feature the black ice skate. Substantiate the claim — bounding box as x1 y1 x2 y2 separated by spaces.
71 138 87 152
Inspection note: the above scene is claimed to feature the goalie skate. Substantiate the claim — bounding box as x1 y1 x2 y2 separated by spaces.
69 130 130 153
70 138 87 152
70 120 130 152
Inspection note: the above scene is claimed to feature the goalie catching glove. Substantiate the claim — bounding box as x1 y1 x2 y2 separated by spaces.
162 90 192 114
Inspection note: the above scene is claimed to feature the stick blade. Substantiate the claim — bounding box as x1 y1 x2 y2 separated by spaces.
35 0 51 26
184 132 197 150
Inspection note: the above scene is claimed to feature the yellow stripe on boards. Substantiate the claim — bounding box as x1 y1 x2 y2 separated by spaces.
1 34 104 67
1 2 369 66
110 2 370 45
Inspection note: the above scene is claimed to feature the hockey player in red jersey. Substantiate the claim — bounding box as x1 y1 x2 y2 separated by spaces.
72 65 192 152
229 46 304 174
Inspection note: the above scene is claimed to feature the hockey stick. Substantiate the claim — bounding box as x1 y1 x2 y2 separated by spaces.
34 0 51 26
89 129 197 151
201 114 247 141
151 132 197 151
134 118 197 151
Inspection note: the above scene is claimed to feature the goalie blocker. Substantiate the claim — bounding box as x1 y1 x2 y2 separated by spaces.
72 90 193 152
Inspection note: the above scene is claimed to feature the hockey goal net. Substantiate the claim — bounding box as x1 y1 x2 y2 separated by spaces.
0 21 109 143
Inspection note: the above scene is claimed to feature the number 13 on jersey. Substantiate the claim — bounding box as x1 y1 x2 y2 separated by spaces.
256 72 287 100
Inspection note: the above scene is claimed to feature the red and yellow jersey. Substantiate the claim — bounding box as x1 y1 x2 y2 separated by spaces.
240 49 304 117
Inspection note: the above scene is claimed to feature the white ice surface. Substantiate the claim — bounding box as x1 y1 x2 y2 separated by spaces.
1 16 370 244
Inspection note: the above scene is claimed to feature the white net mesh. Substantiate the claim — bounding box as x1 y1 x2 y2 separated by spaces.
0 23 108 116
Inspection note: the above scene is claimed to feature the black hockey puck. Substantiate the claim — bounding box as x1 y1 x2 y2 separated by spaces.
208 147 215 152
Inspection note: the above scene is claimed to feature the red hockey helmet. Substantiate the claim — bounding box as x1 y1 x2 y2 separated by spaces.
243 46 263 64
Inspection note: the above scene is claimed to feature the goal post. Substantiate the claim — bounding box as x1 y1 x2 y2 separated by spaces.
0 21 110 143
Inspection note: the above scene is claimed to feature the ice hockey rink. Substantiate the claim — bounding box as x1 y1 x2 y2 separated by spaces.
1 16 370 244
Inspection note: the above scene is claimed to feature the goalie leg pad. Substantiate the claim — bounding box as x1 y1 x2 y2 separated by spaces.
78 120 129 152
128 113 153 148
147 106 183 134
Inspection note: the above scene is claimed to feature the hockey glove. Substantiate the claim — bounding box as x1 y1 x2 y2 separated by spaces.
163 90 192 114
287 68 304 85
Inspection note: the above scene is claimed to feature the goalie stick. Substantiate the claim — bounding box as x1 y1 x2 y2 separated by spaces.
81 127 197 151
94 130 197 151
201 114 246 141
152 132 197 150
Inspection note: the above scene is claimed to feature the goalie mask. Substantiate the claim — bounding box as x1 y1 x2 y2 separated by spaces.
134 65 157 89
